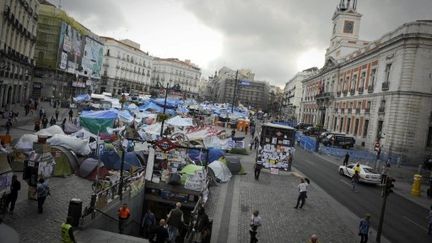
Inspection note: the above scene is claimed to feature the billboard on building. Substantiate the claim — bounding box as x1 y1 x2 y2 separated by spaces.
58 22 83 74
81 36 104 79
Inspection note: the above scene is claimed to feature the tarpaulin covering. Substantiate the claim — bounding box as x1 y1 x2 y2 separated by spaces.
80 109 118 134
166 116 194 127
139 102 164 113
35 125 65 137
152 98 183 109
208 148 225 163
118 110 134 124
47 134 91 155
208 160 232 183
73 94 91 103
188 149 206 164
100 151 142 170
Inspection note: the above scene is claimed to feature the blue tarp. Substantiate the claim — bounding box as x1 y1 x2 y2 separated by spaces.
100 151 142 170
118 110 134 123
80 109 118 119
152 98 183 109
139 102 164 113
73 94 91 103
208 147 225 163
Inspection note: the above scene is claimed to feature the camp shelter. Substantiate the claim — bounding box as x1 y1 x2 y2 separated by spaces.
166 116 194 127
79 158 109 181
50 145 78 177
63 122 80 134
80 109 118 134
100 151 143 170
208 160 232 183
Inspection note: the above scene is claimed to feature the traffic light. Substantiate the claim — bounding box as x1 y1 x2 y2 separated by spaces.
385 177 395 196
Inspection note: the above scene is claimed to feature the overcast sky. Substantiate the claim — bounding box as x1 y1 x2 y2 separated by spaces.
52 0 432 87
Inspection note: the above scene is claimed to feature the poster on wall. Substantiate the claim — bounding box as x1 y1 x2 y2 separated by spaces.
81 36 104 79
58 22 83 74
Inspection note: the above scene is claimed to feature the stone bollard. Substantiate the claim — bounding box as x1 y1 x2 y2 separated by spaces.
410 174 422 197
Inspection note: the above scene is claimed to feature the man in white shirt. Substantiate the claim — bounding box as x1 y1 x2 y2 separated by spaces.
294 178 308 209
249 210 262 243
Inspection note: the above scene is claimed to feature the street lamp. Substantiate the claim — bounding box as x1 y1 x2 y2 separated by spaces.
154 81 181 137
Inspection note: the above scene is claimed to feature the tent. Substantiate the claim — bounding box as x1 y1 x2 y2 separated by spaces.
79 158 109 181
208 148 225 163
166 116 194 127
64 122 80 134
208 160 232 183
35 125 65 137
51 145 78 176
139 102 164 113
48 134 91 155
73 94 91 103
15 134 38 150
80 109 118 134
180 164 204 184
152 98 182 109
100 151 143 170
118 110 134 124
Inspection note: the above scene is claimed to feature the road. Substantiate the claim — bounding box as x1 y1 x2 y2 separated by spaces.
294 147 431 243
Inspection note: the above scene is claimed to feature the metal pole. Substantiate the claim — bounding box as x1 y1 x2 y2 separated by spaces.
231 70 238 113
118 147 125 200
376 188 388 242
160 83 169 137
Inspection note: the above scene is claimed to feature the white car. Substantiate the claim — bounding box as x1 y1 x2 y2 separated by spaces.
338 164 381 184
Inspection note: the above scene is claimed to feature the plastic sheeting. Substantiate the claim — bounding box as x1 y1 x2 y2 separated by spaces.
71 129 98 139
118 110 134 124
203 136 230 150
73 94 91 103
35 125 65 137
47 134 91 155
208 160 232 183
100 151 142 170
152 98 183 109
15 134 37 150
80 110 118 134
208 148 225 163
166 116 194 127
80 109 118 119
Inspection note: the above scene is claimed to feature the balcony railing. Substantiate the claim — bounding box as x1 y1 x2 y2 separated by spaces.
378 106 385 113
358 87 364 94
382 82 389 91
368 85 374 93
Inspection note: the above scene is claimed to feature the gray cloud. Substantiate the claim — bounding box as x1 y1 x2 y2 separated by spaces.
51 0 128 33
181 0 432 86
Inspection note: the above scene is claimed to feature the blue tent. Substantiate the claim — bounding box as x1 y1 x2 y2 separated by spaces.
139 102 164 113
208 147 225 163
100 151 142 170
152 98 183 109
73 94 91 103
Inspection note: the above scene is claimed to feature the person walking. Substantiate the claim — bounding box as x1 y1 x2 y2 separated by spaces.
380 165 388 185
192 207 210 243
352 170 360 192
61 118 67 131
151 219 169 243
249 210 262 243
61 216 76 243
254 162 262 180
39 108 44 120
34 119 41 132
50 116 57 127
118 203 131 234
142 208 156 238
287 151 293 171
42 115 49 129
55 108 60 121
308 234 319 243
254 137 259 150
294 178 309 209
68 109 73 121
8 175 21 214
354 163 361 175
359 214 371 243
167 202 184 243
5 118 12 135
36 178 50 214
427 205 432 235
343 152 350 166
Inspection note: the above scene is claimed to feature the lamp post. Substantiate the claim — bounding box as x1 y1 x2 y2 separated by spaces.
155 81 180 137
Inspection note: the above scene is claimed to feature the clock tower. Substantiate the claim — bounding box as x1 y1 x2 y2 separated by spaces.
326 0 366 61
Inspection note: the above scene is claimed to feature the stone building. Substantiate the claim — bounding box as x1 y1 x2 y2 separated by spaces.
209 66 269 110
151 58 201 98
299 0 432 163
33 1 103 99
99 37 152 95
283 67 318 121
0 0 39 108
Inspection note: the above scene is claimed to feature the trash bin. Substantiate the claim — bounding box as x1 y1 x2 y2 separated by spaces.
68 198 82 227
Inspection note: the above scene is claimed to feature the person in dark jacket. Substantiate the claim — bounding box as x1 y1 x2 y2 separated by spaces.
42 115 49 129
193 207 210 243
343 152 350 166
5 119 12 135
36 178 50 214
150 219 169 243
167 202 184 243
142 209 156 238
49 116 57 126
8 175 21 214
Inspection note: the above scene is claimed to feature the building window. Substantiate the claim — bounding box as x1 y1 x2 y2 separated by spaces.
385 63 392 82
354 119 359 136
363 120 369 138
370 69 376 86
340 118 344 132
427 126 432 147
106 49 110 56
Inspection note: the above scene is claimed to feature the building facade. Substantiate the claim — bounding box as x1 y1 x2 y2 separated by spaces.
33 1 103 99
0 0 39 108
209 66 269 110
299 0 432 163
151 58 201 98
99 37 152 95
283 67 318 121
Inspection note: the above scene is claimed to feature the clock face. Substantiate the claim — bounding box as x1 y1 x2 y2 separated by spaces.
343 21 354 34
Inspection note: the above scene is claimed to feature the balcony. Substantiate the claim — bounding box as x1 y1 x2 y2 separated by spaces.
378 106 385 114
341 108 345 113
355 108 360 114
365 108 370 114
358 87 364 94
342 90 348 96
368 85 374 93
348 108 352 113
382 82 389 91
350 89 355 95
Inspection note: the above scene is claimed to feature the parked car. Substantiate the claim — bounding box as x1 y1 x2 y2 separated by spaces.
303 126 327 136
294 122 313 130
319 132 344 141
322 134 355 149
338 164 381 184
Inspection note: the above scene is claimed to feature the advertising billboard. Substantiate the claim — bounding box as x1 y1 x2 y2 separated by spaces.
58 22 83 74
58 22 104 80
81 36 104 79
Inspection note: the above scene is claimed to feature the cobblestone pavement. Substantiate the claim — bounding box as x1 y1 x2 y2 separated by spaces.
3 175 93 243
208 141 363 243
